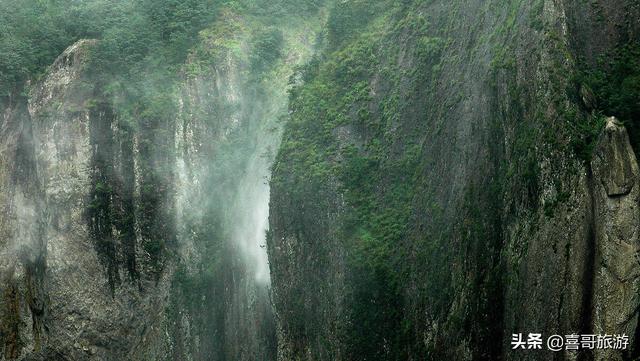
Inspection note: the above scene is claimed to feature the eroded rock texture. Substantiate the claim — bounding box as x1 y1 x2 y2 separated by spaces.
0 8 319 360
591 117 640 361
267 0 640 361
0 38 176 361
0 0 638 360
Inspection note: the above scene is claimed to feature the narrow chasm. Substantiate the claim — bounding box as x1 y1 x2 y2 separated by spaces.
579 165 596 361
0 1 639 361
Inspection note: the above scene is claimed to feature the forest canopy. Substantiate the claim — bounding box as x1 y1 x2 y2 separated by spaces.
0 0 323 97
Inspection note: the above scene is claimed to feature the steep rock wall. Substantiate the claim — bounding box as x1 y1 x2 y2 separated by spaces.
3 38 176 361
167 11 321 361
268 0 640 360
0 4 326 358
591 117 640 361
0 13 321 360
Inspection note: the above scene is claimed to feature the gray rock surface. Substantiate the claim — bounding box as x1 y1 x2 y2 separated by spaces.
0 1 637 360
1 9 319 359
591 117 640 361
267 1 640 361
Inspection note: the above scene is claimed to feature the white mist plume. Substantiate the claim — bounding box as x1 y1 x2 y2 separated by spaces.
231 147 273 285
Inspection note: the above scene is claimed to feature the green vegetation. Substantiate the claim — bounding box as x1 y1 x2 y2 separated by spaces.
0 0 76 95
271 1 462 358
0 0 323 97
576 44 640 155
3 0 637 359
1 0 318 283
250 27 284 74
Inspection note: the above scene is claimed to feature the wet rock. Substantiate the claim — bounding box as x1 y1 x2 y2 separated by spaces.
591 116 640 361
595 117 638 196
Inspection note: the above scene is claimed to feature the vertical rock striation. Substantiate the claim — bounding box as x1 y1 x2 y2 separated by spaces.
17 38 175 361
0 7 323 358
591 117 640 361
0 1 637 360
267 0 640 360
0 87 47 360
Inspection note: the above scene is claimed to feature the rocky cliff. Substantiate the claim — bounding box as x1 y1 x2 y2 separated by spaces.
0 0 638 360
268 0 640 360
0 7 321 361
1 38 174 361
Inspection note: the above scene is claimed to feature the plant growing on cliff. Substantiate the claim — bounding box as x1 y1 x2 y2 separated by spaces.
577 43 640 155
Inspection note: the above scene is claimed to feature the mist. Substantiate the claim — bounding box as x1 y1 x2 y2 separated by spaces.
3 0 636 360
231 148 273 284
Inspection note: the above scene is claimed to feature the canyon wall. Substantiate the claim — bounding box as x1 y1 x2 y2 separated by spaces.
0 8 321 361
267 0 640 360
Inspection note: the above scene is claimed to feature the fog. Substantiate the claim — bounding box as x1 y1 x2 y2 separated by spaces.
231 148 273 284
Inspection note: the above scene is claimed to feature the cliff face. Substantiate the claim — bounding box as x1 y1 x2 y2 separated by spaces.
0 39 174 361
268 0 640 360
0 0 638 360
0 65 48 361
591 117 640 361
167 13 320 360
0 9 321 361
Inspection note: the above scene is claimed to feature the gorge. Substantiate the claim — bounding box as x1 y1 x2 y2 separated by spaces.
0 0 639 360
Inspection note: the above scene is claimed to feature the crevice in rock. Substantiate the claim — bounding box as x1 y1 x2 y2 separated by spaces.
87 90 145 290
578 165 596 361
137 112 177 279
113 119 139 282
25 254 47 352
1 275 22 359
87 95 120 294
